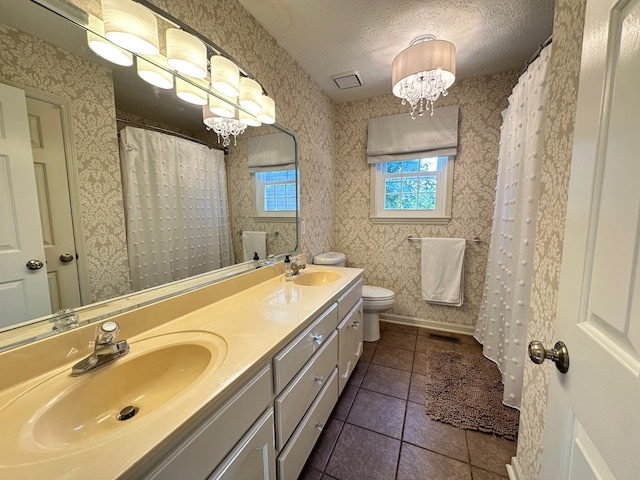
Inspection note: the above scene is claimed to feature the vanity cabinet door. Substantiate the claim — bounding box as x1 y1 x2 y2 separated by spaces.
337 299 363 393
208 409 276 480
336 279 362 320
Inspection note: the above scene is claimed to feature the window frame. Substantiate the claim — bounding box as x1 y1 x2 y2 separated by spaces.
253 169 297 220
369 156 454 224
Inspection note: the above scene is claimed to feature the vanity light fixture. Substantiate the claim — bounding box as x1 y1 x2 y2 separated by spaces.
101 0 159 55
210 55 240 97
239 77 263 115
202 107 247 147
257 95 276 124
86 15 133 66
239 108 261 127
166 29 208 79
137 55 174 89
392 34 456 118
208 92 236 118
175 77 209 105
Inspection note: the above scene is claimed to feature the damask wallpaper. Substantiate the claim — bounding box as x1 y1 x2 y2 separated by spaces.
332 72 516 328
0 22 130 304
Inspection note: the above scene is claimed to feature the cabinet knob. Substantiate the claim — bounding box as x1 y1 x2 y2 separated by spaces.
351 319 360 329
314 422 324 431
314 374 324 385
310 333 323 345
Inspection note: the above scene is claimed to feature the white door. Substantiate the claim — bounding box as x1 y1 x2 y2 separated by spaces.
0 83 50 327
540 0 640 478
26 97 81 312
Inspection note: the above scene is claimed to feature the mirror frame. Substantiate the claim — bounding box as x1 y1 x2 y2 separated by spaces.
0 0 300 351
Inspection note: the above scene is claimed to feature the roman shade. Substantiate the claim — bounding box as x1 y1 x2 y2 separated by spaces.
367 105 459 163
248 132 296 172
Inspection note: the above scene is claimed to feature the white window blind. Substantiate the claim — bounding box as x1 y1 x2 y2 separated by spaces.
248 132 295 173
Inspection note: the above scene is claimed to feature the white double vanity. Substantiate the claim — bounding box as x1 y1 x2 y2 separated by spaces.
0 262 363 479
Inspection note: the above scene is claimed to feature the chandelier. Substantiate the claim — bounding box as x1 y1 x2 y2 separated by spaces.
202 107 247 147
392 35 456 118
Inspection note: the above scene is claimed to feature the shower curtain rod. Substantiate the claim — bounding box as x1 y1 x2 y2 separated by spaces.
517 35 553 79
116 117 226 153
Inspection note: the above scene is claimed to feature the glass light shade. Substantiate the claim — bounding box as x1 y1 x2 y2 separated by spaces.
391 38 456 95
239 77 262 115
239 109 261 127
210 55 240 97
208 92 235 118
257 95 276 124
137 56 174 89
86 16 133 66
102 0 159 55
176 77 208 105
166 29 207 78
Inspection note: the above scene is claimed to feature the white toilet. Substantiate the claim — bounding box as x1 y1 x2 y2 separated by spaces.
313 252 395 342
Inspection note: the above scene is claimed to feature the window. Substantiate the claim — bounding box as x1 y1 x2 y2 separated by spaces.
370 156 453 223
255 169 297 218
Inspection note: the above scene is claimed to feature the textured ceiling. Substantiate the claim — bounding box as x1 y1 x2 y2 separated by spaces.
238 0 555 103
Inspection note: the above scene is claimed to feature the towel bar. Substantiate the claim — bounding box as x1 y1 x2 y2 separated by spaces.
408 236 481 243
239 230 279 237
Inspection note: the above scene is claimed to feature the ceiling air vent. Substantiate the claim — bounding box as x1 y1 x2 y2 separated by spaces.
331 71 363 90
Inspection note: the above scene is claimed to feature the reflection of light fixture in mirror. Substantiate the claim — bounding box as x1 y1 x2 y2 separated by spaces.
239 77 262 115
239 109 261 127
209 92 235 118
176 77 208 105
166 29 207 78
392 35 456 118
86 15 133 66
257 95 276 124
102 0 159 54
210 55 240 97
137 56 174 89
203 107 247 147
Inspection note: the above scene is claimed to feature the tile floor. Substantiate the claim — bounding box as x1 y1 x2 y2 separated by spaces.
298 321 517 480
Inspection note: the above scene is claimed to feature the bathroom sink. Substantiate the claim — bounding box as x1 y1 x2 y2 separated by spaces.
0 330 227 462
293 270 343 286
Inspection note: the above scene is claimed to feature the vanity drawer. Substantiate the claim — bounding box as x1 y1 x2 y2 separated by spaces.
273 303 338 393
337 279 362 320
146 365 272 480
276 368 338 480
275 330 337 450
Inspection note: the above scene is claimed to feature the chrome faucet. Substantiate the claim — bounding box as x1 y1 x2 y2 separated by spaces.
291 256 306 276
71 321 129 376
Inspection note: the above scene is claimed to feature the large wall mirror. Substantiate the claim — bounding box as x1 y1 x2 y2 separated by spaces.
0 0 299 349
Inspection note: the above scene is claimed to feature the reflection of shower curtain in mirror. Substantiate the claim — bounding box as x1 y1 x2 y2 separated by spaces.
119 126 234 291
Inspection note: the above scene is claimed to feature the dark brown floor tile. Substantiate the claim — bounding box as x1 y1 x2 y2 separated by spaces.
455 342 484 356
331 384 358 421
309 418 343 471
320 475 338 480
403 401 469 462
361 364 411 399
325 424 400 480
459 334 482 346
384 322 419 335
408 373 426 404
360 341 376 363
371 345 414 372
379 330 417 351
472 466 509 480
412 351 429 376
416 335 457 353
347 360 368 387
397 443 472 480
467 430 517 476
346 389 406 439
298 464 323 480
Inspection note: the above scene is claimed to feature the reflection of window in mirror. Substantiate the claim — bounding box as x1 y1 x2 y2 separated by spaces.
255 170 297 218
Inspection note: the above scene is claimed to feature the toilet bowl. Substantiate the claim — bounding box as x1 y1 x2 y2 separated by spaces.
313 252 395 342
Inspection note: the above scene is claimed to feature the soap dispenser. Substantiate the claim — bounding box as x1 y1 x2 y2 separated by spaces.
284 255 293 281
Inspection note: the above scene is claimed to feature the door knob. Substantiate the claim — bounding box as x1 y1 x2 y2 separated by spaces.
59 253 74 263
528 340 570 373
26 259 44 270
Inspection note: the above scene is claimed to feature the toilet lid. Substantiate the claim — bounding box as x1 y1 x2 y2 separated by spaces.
313 252 346 265
362 285 395 301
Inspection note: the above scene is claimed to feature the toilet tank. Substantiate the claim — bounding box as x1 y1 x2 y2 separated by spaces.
313 252 346 267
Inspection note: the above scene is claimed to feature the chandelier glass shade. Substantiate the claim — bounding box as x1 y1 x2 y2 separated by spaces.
202 107 247 147
392 36 456 118
102 0 159 55
166 28 208 78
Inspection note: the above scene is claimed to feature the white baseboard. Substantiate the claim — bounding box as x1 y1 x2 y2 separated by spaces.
506 456 524 480
379 313 476 336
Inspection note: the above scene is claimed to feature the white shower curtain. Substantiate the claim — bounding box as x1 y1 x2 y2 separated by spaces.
474 44 552 410
120 126 234 291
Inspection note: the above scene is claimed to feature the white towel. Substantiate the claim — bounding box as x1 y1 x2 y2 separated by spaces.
242 231 267 262
421 238 466 306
